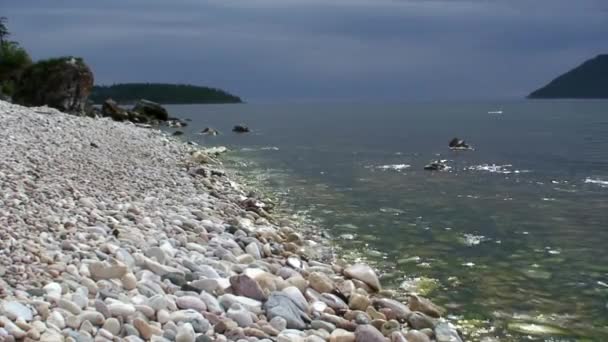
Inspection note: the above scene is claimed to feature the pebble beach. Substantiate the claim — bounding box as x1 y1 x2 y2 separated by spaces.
0 100 462 342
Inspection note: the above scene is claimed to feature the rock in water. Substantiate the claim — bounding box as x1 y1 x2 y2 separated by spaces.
13 57 94 114
408 294 444 318
132 99 169 121
507 322 570 336
233 125 250 133
448 137 471 150
434 321 463 342
424 160 449 171
344 264 381 291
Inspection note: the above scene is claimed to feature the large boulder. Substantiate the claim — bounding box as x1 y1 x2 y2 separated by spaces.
132 99 168 121
13 57 94 114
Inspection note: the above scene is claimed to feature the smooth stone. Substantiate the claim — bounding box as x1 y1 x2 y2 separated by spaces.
146 247 168 264
40 330 64 342
277 329 306 342
320 293 348 313
48 311 66 329
199 291 223 314
59 298 82 315
78 311 105 326
245 242 262 259
309 272 335 294
407 312 436 330
218 294 262 313
188 279 220 293
381 320 400 336
121 273 138 290
95 299 111 318
227 304 254 327
311 319 336 332
434 321 463 342
330 329 356 342
349 293 370 311
108 302 136 317
175 323 195 342
0 317 26 338
344 264 381 291
264 292 309 329
102 317 121 335
230 274 267 301
405 330 431 342
269 316 287 331
89 261 128 280
148 295 169 311
134 318 154 340
281 286 308 311
408 295 443 318
176 296 207 312
390 331 408 342
145 258 184 277
372 298 411 322
2 301 33 321
355 324 385 342
66 315 82 329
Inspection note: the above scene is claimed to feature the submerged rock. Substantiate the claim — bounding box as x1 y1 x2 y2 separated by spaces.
424 160 449 171
201 127 220 135
507 322 570 336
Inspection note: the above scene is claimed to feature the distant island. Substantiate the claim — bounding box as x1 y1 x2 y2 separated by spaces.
528 54 608 99
90 83 243 104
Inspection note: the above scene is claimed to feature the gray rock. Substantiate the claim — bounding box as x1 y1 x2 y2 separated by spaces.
435 321 463 342
407 311 436 330
227 303 254 327
264 292 310 330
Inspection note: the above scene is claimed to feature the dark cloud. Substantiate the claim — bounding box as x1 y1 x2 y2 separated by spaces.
2 0 606 101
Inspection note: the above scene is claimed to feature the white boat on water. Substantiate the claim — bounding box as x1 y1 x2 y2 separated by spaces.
488 110 503 114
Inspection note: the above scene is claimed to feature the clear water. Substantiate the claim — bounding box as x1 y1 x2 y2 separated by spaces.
167 101 608 341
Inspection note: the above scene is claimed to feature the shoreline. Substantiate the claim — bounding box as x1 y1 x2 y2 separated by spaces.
0 100 464 341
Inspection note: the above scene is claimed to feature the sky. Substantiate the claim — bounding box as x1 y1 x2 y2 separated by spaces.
2 0 607 102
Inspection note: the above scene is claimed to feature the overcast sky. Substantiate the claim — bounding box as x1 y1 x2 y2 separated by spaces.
2 0 607 101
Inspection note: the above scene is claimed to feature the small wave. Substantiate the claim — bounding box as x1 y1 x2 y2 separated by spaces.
468 164 530 174
585 177 608 187
461 233 487 247
369 164 411 171
240 146 280 152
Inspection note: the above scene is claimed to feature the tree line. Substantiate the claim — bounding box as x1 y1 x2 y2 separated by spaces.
0 17 32 97
91 83 243 104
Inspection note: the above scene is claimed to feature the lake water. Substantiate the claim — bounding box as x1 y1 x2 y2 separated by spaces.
167 101 608 341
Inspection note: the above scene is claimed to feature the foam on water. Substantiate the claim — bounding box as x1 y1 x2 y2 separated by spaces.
468 164 530 174
368 164 411 171
584 177 608 187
